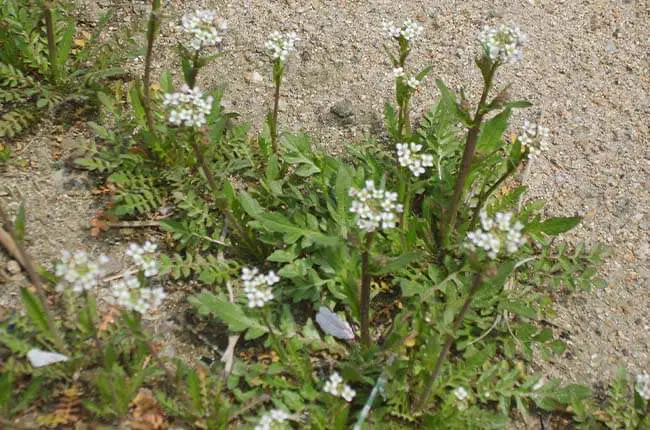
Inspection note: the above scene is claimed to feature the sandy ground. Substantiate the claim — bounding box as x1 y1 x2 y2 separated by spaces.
2 0 648 392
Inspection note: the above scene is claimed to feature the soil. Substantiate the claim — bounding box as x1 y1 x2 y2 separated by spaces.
1 0 648 408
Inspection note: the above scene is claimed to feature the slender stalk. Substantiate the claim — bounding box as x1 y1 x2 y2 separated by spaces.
189 125 262 259
359 233 374 347
43 1 59 85
441 63 498 248
468 160 519 231
262 312 289 365
414 271 483 412
142 0 161 131
270 62 283 154
0 205 67 352
127 316 175 382
188 50 200 89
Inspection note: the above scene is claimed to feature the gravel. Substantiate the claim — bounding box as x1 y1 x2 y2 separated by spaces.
2 0 648 386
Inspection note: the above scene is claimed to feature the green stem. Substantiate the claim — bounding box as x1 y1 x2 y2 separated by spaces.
270 61 283 154
43 2 59 85
188 50 200 89
468 160 520 231
359 233 374 347
143 0 161 132
441 62 498 248
128 315 174 382
262 311 289 364
414 271 483 412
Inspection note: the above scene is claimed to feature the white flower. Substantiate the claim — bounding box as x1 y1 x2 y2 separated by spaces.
518 120 549 158
55 250 110 294
125 242 159 278
323 372 356 402
465 211 526 259
341 384 357 402
636 373 650 400
349 180 403 232
405 76 420 89
142 241 157 253
163 85 214 128
396 142 434 177
478 24 527 63
265 31 299 62
241 267 280 308
382 19 423 42
453 386 469 401
392 67 405 78
110 275 166 316
255 409 289 430
180 9 227 52
142 259 159 278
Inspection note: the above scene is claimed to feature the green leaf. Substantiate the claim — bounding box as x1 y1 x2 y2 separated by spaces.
257 212 338 247
0 372 12 409
477 108 511 152
181 56 193 86
11 376 44 416
14 202 25 243
372 251 423 275
56 21 76 68
526 216 581 236
128 82 146 125
501 300 537 319
186 367 202 413
20 288 52 340
237 191 264 218
436 80 471 126
384 102 398 139
504 100 532 109
188 291 267 334
267 247 298 263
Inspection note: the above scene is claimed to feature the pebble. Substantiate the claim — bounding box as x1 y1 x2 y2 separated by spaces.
330 99 354 118
244 71 263 84
6 260 21 275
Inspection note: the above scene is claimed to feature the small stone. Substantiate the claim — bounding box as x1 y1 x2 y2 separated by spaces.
7 260 21 275
278 99 288 112
244 71 263 84
488 7 504 18
330 99 354 118
605 42 617 53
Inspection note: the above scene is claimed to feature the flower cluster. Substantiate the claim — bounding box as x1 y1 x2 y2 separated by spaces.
636 373 650 400
405 76 420 89
396 142 434 177
110 275 166 315
518 120 549 158
241 267 280 308
55 250 109 294
349 180 403 232
180 9 228 52
453 386 469 401
478 24 527 63
382 19 423 42
465 211 526 259
323 372 356 402
163 85 214 128
126 241 159 277
265 31 299 62
255 409 289 430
